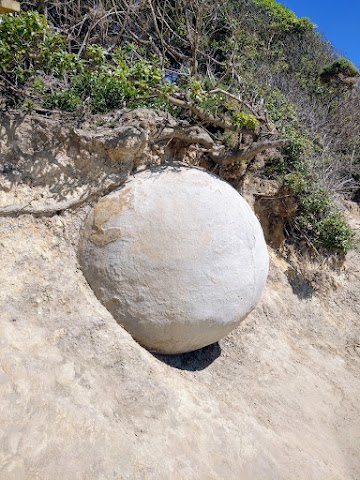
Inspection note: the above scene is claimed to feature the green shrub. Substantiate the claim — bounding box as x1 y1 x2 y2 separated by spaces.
321 57 359 78
318 212 354 255
0 12 82 83
254 0 314 33
268 157 354 255
290 181 354 255
31 77 47 94
0 11 47 83
70 55 162 113
85 44 108 67
262 84 354 256
282 172 307 192
43 90 82 112
0 11 257 122
71 71 128 113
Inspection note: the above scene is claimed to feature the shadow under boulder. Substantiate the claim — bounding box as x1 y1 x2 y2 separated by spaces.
153 342 221 371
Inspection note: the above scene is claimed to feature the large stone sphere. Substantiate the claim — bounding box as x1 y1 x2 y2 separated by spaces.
79 166 269 354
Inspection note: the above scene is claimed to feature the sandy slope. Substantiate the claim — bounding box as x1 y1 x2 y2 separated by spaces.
0 207 359 480
0 110 359 479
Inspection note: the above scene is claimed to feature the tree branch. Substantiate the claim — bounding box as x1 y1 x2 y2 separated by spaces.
155 91 256 135
209 139 290 166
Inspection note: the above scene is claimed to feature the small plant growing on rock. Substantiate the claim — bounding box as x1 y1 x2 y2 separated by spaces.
320 57 360 88
44 89 82 112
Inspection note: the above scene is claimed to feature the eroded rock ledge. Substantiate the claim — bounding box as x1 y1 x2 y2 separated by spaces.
0 108 289 217
0 108 215 215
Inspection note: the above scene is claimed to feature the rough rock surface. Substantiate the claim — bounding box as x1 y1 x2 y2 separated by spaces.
79 166 269 353
0 110 360 479
0 109 214 214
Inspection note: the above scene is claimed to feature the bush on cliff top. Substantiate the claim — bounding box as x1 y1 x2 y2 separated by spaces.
0 4 357 256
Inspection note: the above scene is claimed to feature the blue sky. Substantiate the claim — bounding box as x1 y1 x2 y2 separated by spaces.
282 0 360 68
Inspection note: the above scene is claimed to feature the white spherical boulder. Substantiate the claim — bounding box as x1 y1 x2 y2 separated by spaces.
79 166 269 354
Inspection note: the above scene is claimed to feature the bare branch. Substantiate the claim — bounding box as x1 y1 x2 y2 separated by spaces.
209 139 290 166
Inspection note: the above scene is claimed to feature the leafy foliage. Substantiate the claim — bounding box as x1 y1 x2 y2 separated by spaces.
321 58 359 78
0 11 79 84
1 1 358 256
254 0 314 33
43 89 82 112
230 111 259 130
69 48 163 113
266 139 354 255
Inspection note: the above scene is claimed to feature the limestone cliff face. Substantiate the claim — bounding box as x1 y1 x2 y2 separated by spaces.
0 109 360 479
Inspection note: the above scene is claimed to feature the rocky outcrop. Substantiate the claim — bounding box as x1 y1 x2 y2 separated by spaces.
0 108 214 215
